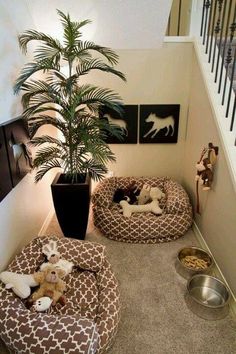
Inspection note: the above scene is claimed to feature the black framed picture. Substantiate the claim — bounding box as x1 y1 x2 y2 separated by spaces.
0 127 12 202
3 118 33 187
139 104 180 143
100 104 138 144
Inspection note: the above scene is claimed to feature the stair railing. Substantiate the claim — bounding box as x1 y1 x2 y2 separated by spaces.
167 0 192 36
200 0 236 144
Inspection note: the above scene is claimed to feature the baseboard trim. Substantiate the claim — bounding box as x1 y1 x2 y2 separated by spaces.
38 208 55 236
192 222 236 317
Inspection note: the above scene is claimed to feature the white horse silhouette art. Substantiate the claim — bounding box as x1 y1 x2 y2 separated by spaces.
103 113 128 136
9 133 33 176
144 113 175 139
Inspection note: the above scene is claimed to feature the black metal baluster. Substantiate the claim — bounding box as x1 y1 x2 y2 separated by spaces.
208 0 218 62
215 0 228 82
177 0 182 36
201 0 207 36
217 0 233 92
203 1 212 45
206 0 214 53
167 13 171 36
231 96 236 133
226 46 236 117
221 6 236 103
222 46 232 103
211 0 223 73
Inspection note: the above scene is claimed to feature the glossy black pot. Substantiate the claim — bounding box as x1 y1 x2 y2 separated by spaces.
51 173 91 239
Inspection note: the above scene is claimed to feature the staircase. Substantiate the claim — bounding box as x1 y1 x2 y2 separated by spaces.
167 0 236 188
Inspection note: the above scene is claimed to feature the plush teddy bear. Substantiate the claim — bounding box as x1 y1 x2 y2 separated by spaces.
120 187 165 217
31 265 66 306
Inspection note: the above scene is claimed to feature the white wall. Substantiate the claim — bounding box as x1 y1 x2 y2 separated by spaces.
25 0 172 50
87 42 193 182
183 53 236 297
0 0 55 271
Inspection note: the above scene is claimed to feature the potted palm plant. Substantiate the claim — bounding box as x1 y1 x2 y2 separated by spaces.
14 10 126 239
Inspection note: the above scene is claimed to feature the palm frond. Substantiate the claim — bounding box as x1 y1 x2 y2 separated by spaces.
34 159 62 182
14 61 59 94
85 160 108 181
71 84 124 114
21 79 63 107
18 29 63 54
86 144 116 164
76 41 119 65
57 9 91 47
97 118 125 141
28 115 67 137
29 135 63 147
75 59 126 81
33 146 64 167
34 44 62 66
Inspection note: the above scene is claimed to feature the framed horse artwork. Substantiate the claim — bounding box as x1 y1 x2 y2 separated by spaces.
0 126 12 202
3 117 33 187
139 104 180 143
99 105 138 144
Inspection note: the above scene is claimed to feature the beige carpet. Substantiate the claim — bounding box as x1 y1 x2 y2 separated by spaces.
45 214 236 354
1 214 236 354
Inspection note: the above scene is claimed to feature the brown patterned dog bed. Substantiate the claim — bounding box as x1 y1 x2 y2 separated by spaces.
0 236 120 353
92 177 193 243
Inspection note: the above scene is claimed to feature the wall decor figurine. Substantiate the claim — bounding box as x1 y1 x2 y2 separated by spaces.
139 104 180 143
3 118 33 187
195 142 219 214
0 127 12 202
100 105 138 144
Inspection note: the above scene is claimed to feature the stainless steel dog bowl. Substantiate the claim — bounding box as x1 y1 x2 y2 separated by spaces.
176 246 213 279
186 274 230 320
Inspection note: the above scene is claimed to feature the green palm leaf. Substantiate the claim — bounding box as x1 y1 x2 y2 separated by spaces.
14 9 126 182
28 115 67 137
57 9 91 47
18 29 63 54
75 59 126 81
33 146 64 166
34 159 63 182
71 84 124 114
29 135 64 147
76 41 120 65
14 61 60 94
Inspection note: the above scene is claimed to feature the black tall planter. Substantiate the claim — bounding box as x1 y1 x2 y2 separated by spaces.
51 173 91 239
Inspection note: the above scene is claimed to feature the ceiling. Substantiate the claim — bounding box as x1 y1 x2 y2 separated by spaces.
24 0 172 49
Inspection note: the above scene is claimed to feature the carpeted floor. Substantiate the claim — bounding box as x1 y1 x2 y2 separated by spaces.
45 214 236 354
1 214 236 354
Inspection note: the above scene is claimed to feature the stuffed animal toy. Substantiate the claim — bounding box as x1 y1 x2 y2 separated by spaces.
113 182 140 204
195 142 219 214
137 184 151 205
33 296 53 312
120 187 165 217
0 271 39 299
195 157 213 190
31 265 66 306
40 240 74 276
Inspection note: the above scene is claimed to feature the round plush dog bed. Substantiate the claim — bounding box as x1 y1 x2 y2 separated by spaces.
0 236 120 353
92 177 193 243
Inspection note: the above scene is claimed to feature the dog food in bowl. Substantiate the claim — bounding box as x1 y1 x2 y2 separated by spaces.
176 246 213 279
181 255 209 270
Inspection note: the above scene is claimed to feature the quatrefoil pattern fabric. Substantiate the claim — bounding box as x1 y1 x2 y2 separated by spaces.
92 177 193 243
0 236 120 353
